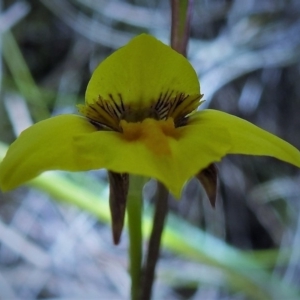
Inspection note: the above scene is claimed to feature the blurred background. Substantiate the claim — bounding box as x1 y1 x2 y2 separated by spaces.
0 0 300 299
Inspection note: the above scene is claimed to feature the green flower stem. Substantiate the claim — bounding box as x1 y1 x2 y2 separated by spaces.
140 181 169 300
126 175 146 300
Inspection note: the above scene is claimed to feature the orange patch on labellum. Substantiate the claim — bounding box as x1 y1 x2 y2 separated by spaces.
120 118 178 156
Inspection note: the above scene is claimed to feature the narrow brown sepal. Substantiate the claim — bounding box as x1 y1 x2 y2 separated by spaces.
108 171 129 245
196 164 218 208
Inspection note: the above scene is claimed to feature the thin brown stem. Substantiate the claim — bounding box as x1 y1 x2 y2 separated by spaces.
170 0 194 56
139 181 169 300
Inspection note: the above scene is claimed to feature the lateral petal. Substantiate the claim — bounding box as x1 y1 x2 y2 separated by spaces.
190 110 300 167
0 115 97 191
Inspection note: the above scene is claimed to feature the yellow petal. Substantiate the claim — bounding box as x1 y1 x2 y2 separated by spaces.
74 118 231 198
190 110 300 167
0 115 97 191
85 34 200 110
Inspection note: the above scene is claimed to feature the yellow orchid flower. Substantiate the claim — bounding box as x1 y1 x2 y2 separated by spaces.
1 34 300 201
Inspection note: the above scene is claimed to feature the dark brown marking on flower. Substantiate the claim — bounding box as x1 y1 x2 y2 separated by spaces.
174 93 189 108
108 94 126 118
93 95 121 120
82 89 202 132
118 93 125 111
108 102 119 118
151 91 201 123
159 107 170 120
103 99 115 116
95 97 105 110
112 100 123 115
176 117 189 127
102 101 111 114
89 106 97 112
89 120 107 130
162 90 173 102
154 90 174 120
